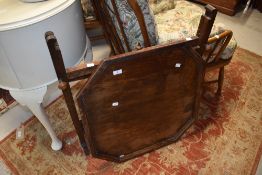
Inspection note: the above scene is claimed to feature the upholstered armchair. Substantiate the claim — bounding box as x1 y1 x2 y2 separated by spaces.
81 0 237 95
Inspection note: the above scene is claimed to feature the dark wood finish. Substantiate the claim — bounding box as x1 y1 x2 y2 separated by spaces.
66 61 99 82
111 0 132 51
96 0 232 94
88 0 126 53
84 18 101 30
197 5 218 54
254 0 262 12
91 1 124 54
45 31 204 162
202 30 233 95
77 38 204 162
191 0 241 16
45 32 90 155
84 20 105 42
88 35 105 42
45 0 234 162
127 0 151 47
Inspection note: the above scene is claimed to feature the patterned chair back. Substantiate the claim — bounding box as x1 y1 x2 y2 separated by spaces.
94 0 159 54
91 0 219 56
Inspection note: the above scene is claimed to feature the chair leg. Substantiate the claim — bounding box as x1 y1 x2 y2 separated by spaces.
216 67 224 96
59 82 90 155
46 32 90 155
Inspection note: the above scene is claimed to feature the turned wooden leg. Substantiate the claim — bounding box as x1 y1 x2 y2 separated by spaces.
216 67 225 96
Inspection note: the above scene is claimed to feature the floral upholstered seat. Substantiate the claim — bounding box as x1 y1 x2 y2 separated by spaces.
149 0 177 14
153 0 237 60
80 0 237 60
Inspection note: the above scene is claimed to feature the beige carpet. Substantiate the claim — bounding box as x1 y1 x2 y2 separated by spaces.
0 48 261 175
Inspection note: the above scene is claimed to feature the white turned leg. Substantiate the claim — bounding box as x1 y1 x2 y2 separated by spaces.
9 86 62 151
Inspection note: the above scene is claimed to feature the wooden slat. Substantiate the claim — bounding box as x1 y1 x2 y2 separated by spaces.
84 19 101 29
127 0 151 47
89 34 105 42
66 61 100 82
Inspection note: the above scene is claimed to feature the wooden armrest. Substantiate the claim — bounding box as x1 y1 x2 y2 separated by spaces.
208 30 233 44
204 30 233 63
204 30 232 51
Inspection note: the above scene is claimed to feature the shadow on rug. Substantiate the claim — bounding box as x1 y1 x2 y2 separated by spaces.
0 48 261 175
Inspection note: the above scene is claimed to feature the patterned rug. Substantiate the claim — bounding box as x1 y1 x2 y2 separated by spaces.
0 48 261 175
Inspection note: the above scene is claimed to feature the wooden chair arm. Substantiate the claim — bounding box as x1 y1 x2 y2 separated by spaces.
204 30 233 63
207 30 233 44
204 31 232 52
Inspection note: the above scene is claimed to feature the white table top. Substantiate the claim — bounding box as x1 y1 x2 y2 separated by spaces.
0 0 74 31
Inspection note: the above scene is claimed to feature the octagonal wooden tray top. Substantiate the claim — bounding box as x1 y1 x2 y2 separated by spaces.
77 39 204 162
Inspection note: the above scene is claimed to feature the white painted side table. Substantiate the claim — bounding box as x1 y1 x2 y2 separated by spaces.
0 0 92 150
